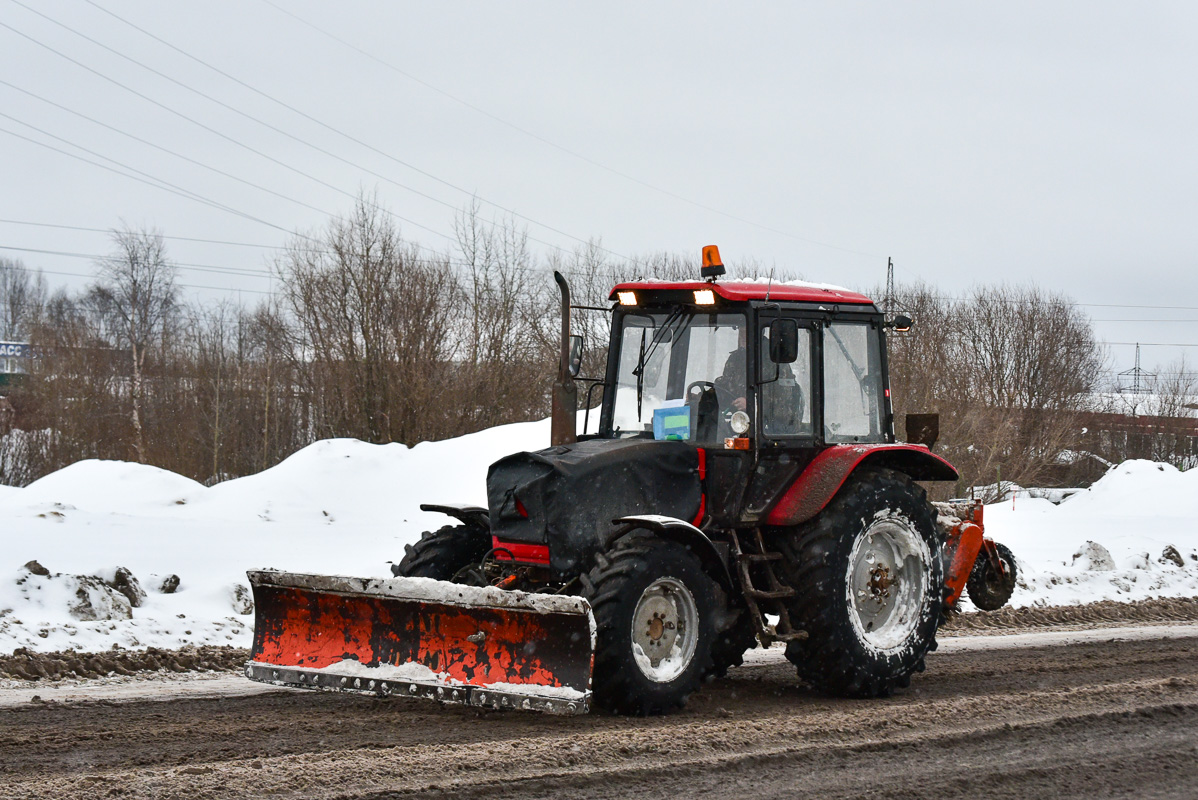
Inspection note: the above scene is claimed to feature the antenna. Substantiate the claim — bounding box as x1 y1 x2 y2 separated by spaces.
765 263 775 303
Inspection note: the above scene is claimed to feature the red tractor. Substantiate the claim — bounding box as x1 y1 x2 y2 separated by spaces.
246 247 1016 715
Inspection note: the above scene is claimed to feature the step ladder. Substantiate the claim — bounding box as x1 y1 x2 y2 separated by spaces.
730 528 807 648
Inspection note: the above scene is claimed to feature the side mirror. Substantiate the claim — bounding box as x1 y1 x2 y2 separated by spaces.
568 335 583 378
768 319 799 364
891 314 912 332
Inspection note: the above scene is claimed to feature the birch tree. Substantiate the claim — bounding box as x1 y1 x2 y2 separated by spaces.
90 228 178 464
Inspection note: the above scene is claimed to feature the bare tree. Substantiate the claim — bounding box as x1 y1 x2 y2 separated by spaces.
275 194 459 445
885 282 1106 498
0 257 48 342
89 227 178 463
453 202 549 431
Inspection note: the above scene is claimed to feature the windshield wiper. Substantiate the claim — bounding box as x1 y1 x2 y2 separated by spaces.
635 329 646 421
631 307 688 421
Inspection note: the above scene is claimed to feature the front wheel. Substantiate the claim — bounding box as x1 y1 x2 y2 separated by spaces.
779 469 943 698
393 524 490 581
581 532 718 715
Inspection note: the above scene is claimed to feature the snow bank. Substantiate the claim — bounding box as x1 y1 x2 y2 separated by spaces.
0 418 1195 655
982 460 1198 609
0 418 551 653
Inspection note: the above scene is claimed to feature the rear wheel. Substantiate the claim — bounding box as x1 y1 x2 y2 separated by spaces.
966 542 1017 611
394 525 490 581
581 532 718 715
779 469 943 698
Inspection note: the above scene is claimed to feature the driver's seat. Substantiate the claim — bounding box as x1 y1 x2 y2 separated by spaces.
687 383 719 442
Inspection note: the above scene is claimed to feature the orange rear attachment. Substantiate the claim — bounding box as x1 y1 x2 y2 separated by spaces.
939 502 985 606
244 570 594 714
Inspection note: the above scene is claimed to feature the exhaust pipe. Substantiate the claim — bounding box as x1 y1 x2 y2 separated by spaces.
551 271 578 446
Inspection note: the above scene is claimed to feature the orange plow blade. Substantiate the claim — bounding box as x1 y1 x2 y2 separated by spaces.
244 570 595 715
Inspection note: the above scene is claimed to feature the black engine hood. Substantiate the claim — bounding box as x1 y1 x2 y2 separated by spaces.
486 438 701 576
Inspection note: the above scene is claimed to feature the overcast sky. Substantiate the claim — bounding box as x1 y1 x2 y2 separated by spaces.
2 1 1196 382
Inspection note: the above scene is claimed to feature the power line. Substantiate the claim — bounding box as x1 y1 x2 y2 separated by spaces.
0 214 605 280
11 216 1198 317
255 0 885 261
897 290 1198 313
30 1 637 265
0 18 461 249
1106 341 1198 348
0 218 287 251
0 255 273 296
79 0 642 263
0 109 296 228
0 79 345 225
0 244 271 279
0 124 307 238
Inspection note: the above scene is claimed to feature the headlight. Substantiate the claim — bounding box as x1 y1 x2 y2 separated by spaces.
730 411 750 435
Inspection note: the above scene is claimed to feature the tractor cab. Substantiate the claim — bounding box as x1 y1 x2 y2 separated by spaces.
594 258 895 527
600 282 889 445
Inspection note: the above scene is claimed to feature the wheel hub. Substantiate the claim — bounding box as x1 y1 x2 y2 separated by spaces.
630 577 698 683
847 520 930 653
866 563 896 597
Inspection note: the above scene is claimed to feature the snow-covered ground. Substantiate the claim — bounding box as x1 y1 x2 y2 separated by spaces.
0 418 1195 653
980 460 1198 609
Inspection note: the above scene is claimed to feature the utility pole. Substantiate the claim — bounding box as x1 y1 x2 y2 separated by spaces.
1117 343 1155 417
883 257 896 315
1118 343 1154 395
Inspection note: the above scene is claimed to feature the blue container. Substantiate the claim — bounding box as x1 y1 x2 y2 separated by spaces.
652 406 690 440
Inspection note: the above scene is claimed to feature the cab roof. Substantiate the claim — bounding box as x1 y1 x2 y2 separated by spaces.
608 279 876 306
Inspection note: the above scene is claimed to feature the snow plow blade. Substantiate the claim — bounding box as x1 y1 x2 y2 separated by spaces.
244 570 595 715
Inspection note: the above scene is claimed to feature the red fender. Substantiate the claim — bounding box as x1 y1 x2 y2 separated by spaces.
764 444 959 527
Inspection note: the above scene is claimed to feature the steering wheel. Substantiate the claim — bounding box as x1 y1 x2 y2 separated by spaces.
686 381 741 438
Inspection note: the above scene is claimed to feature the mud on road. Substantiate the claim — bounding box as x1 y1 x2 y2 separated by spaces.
3 620 1198 798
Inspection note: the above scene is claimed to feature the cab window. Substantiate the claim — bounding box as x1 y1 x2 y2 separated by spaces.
759 322 813 437
823 322 885 443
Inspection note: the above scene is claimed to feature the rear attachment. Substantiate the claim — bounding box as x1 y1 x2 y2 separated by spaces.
935 501 986 606
245 570 595 715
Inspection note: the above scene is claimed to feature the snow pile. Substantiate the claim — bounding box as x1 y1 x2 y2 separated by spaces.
0 414 1196 655
982 460 1198 609
0 417 550 653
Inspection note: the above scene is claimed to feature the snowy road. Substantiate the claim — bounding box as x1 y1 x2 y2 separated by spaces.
2 624 1196 799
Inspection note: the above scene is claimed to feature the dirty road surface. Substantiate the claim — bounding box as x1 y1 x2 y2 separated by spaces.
2 624 1197 799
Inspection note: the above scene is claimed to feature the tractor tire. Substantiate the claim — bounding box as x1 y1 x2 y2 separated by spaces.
966 542 1018 611
393 525 490 581
779 469 943 698
581 531 719 715
708 611 758 679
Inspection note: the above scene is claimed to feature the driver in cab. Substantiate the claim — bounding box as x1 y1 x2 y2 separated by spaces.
715 324 803 434
714 325 750 411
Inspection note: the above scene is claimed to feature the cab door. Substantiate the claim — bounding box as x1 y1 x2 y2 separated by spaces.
740 310 821 522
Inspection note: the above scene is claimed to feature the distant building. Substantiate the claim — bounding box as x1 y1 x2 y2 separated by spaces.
0 341 29 389
1077 391 1198 472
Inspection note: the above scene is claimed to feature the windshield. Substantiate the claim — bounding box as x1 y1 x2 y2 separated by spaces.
610 311 746 441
